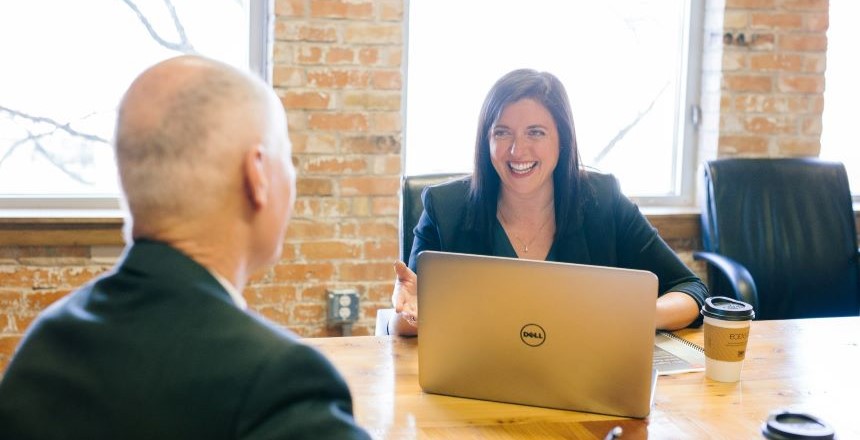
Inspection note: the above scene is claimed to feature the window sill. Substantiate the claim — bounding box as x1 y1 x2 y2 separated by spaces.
0 210 124 246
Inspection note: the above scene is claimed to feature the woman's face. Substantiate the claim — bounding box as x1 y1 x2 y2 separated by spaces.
489 98 560 197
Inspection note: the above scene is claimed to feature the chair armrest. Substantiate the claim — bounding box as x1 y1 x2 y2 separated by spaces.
693 251 760 312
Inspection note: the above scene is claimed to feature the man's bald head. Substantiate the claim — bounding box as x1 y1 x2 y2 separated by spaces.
114 55 290 239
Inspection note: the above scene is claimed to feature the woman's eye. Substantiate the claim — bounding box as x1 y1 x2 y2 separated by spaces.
492 129 511 138
528 129 546 137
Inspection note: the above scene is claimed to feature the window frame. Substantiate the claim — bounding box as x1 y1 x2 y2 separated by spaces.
402 0 706 208
0 0 272 215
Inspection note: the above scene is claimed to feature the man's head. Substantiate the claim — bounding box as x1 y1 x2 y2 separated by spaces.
115 55 296 274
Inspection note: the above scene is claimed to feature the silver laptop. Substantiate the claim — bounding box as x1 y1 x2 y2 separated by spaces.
417 251 658 418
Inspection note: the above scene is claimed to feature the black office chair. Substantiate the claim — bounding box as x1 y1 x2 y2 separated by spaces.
375 173 469 335
399 173 469 262
693 158 860 320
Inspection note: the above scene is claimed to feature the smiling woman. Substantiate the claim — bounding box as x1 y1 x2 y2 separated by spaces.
0 0 266 208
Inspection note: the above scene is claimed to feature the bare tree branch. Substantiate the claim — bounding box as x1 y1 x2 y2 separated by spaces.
0 105 110 144
23 129 93 185
120 0 196 53
593 82 671 164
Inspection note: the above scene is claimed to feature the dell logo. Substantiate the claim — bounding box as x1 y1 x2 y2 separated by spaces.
520 324 546 347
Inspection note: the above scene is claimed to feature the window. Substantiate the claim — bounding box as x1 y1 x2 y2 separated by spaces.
0 0 269 210
820 1 860 197
404 0 703 205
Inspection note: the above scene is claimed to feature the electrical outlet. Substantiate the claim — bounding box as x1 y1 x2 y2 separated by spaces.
327 289 360 324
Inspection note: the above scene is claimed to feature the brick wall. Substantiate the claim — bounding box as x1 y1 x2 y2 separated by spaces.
0 0 833 373
715 0 828 157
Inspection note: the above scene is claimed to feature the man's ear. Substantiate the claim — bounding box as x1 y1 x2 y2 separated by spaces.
244 144 269 210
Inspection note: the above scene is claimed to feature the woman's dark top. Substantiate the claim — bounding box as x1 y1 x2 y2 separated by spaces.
408 172 708 325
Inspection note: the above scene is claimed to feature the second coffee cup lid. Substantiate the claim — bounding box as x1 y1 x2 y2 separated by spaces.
701 296 755 321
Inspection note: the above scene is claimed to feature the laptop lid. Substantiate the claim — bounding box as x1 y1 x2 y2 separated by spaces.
417 251 658 418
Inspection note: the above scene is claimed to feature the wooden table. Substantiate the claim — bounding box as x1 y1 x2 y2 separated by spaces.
307 318 859 439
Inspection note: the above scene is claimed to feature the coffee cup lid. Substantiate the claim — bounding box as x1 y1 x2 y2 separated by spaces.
761 410 835 439
701 296 755 321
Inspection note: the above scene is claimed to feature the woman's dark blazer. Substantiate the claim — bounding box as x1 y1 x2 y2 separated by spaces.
408 172 708 315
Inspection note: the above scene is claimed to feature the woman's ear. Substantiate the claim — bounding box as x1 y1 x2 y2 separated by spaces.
243 144 269 210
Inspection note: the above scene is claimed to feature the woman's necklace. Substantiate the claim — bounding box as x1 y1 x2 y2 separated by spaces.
497 209 554 254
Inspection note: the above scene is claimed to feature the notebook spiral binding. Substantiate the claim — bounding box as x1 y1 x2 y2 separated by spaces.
658 331 705 353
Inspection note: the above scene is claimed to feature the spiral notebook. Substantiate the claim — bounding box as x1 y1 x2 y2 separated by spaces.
654 331 706 375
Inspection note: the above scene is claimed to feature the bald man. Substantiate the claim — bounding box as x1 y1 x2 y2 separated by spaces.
0 56 370 439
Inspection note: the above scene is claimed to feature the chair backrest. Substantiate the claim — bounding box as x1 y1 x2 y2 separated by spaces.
700 158 860 320
400 173 469 262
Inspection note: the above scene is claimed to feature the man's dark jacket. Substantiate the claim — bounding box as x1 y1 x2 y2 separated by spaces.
0 240 370 440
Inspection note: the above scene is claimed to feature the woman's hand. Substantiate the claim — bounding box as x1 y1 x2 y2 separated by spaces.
390 260 419 335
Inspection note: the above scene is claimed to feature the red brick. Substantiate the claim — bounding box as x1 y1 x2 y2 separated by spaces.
296 46 323 64
273 67 305 87
257 306 291 325
801 117 822 136
56 267 110 288
275 0 306 17
724 74 772 92
750 13 803 29
804 13 828 32
380 0 403 21
339 262 392 282
308 113 369 131
1 335 23 372
273 262 336 282
300 285 331 302
340 220 398 240
371 112 401 131
344 23 402 44
302 156 368 174
326 47 355 64
306 69 370 88
342 92 401 110
367 282 395 303
372 197 399 216
246 285 299 307
783 0 828 11
358 48 380 66
25 290 70 311
0 268 51 289
778 75 824 93
370 70 402 90
296 177 335 196
726 0 774 7
749 54 802 72
748 33 775 51
310 0 373 19
276 22 338 42
342 135 400 154
340 176 400 196
779 34 827 52
299 241 361 259
719 135 769 154
778 137 820 155
742 115 798 134
363 241 398 259
284 219 337 239
292 303 326 324
0 291 21 311
281 91 331 110
384 48 403 67
801 54 826 73
291 132 338 154
373 155 401 174
294 198 351 217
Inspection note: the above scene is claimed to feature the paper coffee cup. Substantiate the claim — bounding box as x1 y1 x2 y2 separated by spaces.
701 296 755 382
